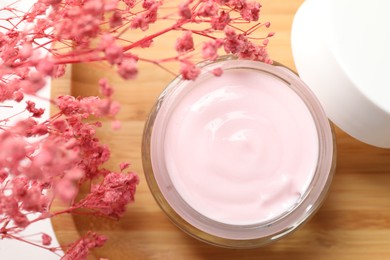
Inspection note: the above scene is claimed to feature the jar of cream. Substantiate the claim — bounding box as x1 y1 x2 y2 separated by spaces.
142 57 336 248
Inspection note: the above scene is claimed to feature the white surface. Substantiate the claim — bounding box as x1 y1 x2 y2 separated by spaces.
0 211 62 259
291 0 390 147
0 86 63 260
1 0 63 259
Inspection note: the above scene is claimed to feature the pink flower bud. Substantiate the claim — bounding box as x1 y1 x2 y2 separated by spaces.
140 39 153 48
180 61 200 80
0 169 8 183
212 67 223 76
37 59 54 76
118 58 138 80
110 11 123 28
119 162 130 171
202 40 222 61
13 91 24 102
24 72 46 94
26 100 45 118
267 32 275 37
13 212 29 228
99 78 114 97
240 1 260 21
131 15 149 31
42 233 52 246
55 179 78 202
19 42 32 60
179 2 192 19
142 0 156 9
175 31 194 53
53 64 66 78
33 148 53 167
123 0 136 8
65 167 85 180
105 0 119 11
83 0 104 15
105 43 123 65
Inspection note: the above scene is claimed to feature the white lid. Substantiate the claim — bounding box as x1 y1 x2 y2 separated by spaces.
291 0 390 148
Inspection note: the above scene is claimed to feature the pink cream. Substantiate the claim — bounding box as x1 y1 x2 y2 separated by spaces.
156 68 319 225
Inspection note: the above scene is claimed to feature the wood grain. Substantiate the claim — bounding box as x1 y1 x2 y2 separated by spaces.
52 0 390 259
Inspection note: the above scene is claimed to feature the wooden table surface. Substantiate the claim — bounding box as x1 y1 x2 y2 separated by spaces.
52 0 390 259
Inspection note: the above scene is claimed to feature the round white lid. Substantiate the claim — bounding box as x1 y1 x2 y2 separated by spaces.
291 0 390 148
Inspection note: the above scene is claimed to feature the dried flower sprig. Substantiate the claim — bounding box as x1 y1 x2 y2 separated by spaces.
0 0 272 258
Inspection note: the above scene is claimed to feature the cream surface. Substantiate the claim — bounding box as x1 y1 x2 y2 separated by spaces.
162 69 319 225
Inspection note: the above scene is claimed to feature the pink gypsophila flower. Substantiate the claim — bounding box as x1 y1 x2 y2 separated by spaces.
105 0 119 11
123 0 136 8
142 0 157 9
109 10 123 28
211 11 231 30
0 0 273 256
179 1 192 19
0 135 27 165
77 172 139 219
202 40 223 61
63 232 107 260
21 72 46 94
118 58 138 80
175 31 194 53
13 91 24 102
180 60 200 80
104 42 124 65
21 185 48 212
0 169 8 183
98 78 114 97
119 162 130 171
42 233 52 246
13 212 29 228
240 1 261 21
197 0 218 17
55 179 78 203
19 42 33 60
212 67 223 76
223 27 246 54
131 14 149 31
26 100 45 118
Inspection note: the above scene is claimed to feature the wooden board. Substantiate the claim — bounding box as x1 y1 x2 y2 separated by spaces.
51 0 390 259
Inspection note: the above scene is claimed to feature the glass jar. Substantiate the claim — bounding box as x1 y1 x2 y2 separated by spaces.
142 57 336 248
